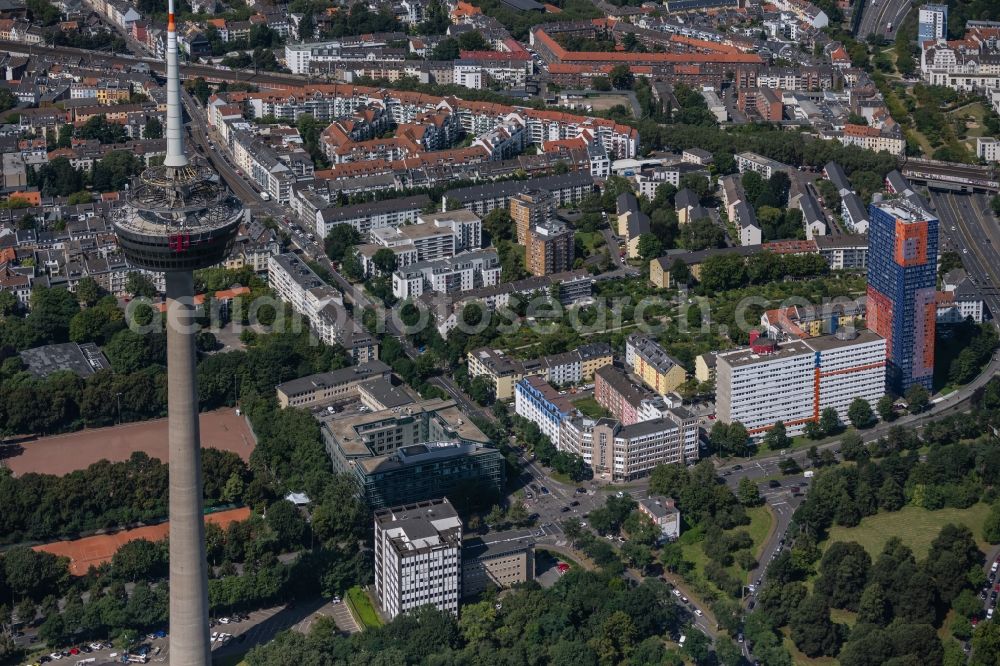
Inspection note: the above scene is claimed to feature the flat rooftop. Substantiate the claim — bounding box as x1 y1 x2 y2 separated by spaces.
357 440 500 474
20 342 110 378
463 528 535 560
374 497 462 555
359 377 416 409
803 328 884 352
276 361 391 396
717 339 813 368
323 398 488 458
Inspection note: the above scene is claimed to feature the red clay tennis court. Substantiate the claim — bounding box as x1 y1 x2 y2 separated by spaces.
5 408 255 477
33 507 252 576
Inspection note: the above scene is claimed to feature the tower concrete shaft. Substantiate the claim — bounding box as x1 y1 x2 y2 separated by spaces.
165 271 211 666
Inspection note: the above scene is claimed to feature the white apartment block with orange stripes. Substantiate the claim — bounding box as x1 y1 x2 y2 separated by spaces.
715 329 886 438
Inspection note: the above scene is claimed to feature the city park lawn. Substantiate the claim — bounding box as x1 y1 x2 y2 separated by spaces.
679 505 774 593
824 503 994 560
346 586 383 629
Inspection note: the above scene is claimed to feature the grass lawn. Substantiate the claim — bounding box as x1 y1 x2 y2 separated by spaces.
830 608 858 628
538 547 581 570
575 230 606 256
824 503 993 559
680 505 774 591
573 396 610 419
346 586 383 629
948 101 986 140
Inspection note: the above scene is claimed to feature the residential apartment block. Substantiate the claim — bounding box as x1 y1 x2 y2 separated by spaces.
443 172 595 217
715 329 887 437
514 375 576 449
468 343 612 400
321 397 503 507
312 195 430 238
392 249 500 300
526 219 575 276
625 334 687 394
268 253 379 363
866 199 938 392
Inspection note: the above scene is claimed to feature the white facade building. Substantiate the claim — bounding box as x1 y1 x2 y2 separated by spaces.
392 249 500 300
514 376 575 450
977 137 1000 162
715 329 887 437
374 498 462 620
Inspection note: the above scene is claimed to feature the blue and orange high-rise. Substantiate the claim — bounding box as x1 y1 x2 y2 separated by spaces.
866 200 938 394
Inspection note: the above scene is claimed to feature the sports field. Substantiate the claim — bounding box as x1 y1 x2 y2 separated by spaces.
5 408 255 477
33 507 251 575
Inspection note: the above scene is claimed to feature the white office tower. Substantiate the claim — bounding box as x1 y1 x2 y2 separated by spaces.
374 498 463 619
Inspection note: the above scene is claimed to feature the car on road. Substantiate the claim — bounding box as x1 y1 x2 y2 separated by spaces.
732 464 742 471
576 487 587 494
570 500 580 506
768 479 781 488
540 486 550 495
560 507 570 513
694 609 703 616
672 589 681 597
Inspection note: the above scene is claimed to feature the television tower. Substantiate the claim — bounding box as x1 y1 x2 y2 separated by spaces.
111 0 242 663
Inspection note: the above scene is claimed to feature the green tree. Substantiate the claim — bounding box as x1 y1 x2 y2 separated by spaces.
790 595 841 657
74 276 101 306
876 394 896 422
111 538 167 582
125 271 157 298
265 499 308 547
637 233 662 261
609 64 634 90
814 541 871 610
144 116 163 139
669 258 690 285
762 420 790 450
984 503 1000 544
905 384 930 413
972 618 1000 665
856 582 889 626
738 477 762 507
371 248 398 275
92 150 142 192
76 115 128 144
848 397 875 428
432 38 459 60
325 224 362 261
819 406 841 435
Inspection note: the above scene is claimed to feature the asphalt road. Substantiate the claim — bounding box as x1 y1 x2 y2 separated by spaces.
931 191 1000 315
857 0 912 38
